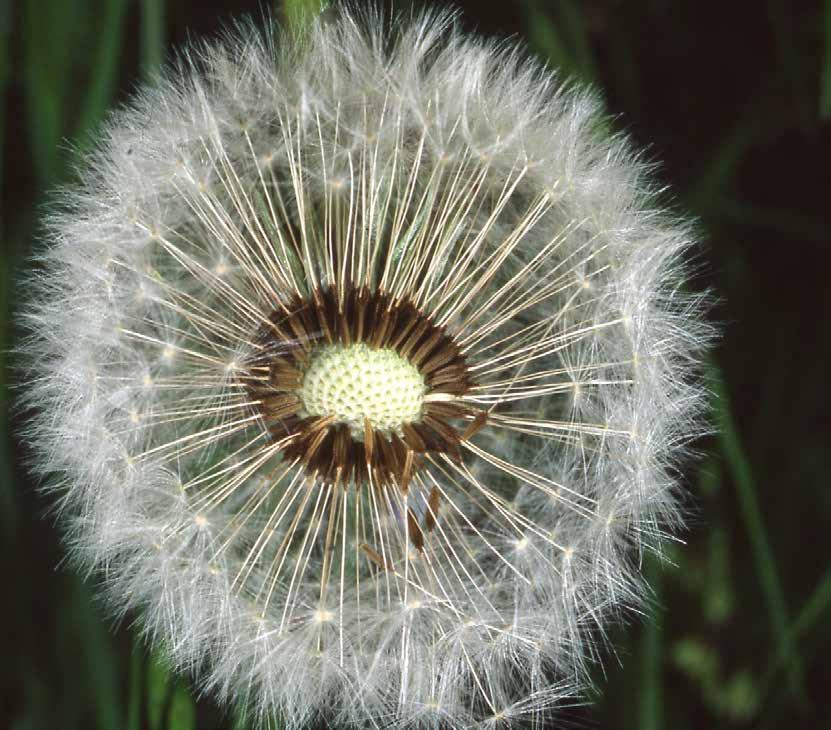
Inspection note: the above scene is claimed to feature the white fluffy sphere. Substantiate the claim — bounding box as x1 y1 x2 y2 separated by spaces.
18 7 711 728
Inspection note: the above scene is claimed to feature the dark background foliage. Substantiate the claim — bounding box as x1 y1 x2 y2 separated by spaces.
2 1 829 728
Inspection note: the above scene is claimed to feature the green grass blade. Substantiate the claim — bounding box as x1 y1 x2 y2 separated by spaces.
607 25 640 108
711 199 827 241
141 0 165 78
167 683 196 730
23 0 129 179
283 0 326 34
0 221 25 541
74 0 129 140
789 571 831 641
821 0 831 119
520 0 596 83
0 0 9 191
763 570 831 685
711 365 806 702
686 126 752 209
126 638 144 730
230 706 251 730
766 0 811 129
147 649 173 730
520 0 579 81
557 0 597 83
21 0 77 182
639 558 663 730
68 580 122 730
757 571 831 725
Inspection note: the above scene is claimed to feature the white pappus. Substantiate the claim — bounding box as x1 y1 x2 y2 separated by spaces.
17 5 712 729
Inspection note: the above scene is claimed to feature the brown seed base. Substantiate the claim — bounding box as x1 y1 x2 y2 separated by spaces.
240 285 484 491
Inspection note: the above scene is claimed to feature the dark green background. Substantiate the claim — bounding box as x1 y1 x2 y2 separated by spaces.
2 1 829 728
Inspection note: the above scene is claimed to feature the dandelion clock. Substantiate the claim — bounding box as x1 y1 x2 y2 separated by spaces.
18 6 711 728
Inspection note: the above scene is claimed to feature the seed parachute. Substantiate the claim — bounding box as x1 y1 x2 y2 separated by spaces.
18 6 711 728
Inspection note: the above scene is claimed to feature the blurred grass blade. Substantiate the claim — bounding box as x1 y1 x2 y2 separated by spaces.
167 683 196 730
711 365 806 702
231 703 285 729
521 0 580 82
141 0 165 78
0 0 9 190
686 124 754 208
0 221 26 541
147 648 173 730
21 0 77 182
639 558 663 730
712 199 828 241
126 637 144 730
789 571 831 643
23 0 129 180
283 0 326 34
230 706 251 730
822 0 831 119
69 580 122 730
556 0 597 83
764 570 831 685
685 102 780 209
75 0 129 139
607 24 640 108
766 0 811 129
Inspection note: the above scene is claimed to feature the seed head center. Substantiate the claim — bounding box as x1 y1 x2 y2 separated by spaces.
299 343 425 438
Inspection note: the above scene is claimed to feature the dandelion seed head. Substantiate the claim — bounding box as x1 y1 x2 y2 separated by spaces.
17 5 711 728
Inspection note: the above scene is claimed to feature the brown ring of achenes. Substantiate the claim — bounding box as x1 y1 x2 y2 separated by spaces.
240 285 486 496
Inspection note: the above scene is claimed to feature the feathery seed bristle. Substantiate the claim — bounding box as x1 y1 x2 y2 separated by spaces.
16 6 712 728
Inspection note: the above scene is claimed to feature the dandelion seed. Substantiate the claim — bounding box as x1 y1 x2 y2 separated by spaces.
17 6 711 729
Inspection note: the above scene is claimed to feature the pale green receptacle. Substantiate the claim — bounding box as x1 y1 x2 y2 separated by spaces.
298 343 426 438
